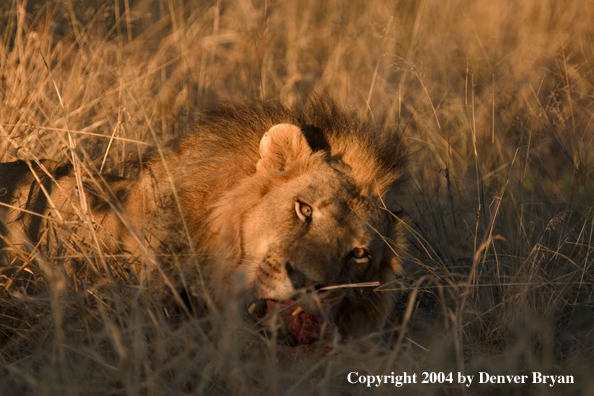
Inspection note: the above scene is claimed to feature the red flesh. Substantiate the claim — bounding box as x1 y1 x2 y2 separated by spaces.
261 299 330 345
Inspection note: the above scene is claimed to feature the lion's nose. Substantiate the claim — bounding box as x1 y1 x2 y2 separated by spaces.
285 262 323 291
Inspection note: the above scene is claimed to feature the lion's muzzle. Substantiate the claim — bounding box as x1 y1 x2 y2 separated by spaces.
284 262 324 290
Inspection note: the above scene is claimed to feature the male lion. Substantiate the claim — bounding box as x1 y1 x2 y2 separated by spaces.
0 98 407 344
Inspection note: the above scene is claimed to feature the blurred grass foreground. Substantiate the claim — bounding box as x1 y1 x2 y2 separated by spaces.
1 0 594 395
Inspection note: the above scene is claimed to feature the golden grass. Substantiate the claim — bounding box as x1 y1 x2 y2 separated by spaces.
1 0 594 394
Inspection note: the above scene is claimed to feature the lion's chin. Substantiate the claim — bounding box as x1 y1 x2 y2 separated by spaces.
248 299 337 345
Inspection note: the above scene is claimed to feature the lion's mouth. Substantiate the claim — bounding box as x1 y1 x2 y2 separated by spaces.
248 299 336 345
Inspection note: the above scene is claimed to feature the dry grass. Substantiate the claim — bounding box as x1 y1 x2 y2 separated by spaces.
1 0 594 394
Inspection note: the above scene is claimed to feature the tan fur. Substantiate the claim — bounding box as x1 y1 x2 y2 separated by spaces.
0 98 407 337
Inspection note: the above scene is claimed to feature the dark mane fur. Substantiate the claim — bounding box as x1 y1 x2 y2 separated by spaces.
159 97 408 201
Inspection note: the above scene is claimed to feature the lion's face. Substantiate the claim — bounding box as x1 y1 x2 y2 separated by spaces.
220 124 402 344
242 164 389 298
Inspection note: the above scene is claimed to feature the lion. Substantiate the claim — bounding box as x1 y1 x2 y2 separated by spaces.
0 98 407 344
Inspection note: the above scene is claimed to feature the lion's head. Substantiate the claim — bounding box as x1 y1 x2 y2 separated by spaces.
209 119 406 344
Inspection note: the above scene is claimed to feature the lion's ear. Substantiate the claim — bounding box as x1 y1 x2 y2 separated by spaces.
256 124 312 173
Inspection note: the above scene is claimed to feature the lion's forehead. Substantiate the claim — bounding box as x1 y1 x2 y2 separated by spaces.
317 202 384 239
302 185 387 236
304 176 382 216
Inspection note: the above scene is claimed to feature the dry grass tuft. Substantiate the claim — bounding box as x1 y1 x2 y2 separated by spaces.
1 0 594 394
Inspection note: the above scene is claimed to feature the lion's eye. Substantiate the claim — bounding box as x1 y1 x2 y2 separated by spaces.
295 201 313 222
351 248 370 264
